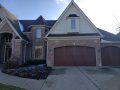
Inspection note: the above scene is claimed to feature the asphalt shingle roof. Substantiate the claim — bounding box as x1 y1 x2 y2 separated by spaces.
19 17 120 41
98 28 120 41
8 19 30 42
33 16 46 25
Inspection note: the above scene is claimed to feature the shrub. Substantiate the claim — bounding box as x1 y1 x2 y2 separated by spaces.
2 65 52 79
3 60 19 69
24 60 46 66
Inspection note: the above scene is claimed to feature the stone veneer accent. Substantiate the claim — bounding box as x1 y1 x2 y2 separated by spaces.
47 37 102 67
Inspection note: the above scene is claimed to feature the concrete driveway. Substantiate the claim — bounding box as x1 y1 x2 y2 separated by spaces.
1 67 120 90
42 67 120 90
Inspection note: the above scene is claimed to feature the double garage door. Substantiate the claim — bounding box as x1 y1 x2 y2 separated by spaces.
54 46 96 66
54 46 120 66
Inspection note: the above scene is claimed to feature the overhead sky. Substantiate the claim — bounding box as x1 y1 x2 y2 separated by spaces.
0 0 120 34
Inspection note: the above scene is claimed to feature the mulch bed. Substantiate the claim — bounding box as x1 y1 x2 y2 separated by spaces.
1 64 52 79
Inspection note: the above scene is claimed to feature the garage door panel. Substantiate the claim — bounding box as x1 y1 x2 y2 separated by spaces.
101 46 120 66
54 46 96 66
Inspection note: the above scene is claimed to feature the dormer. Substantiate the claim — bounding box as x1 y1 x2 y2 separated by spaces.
66 14 80 33
46 0 102 37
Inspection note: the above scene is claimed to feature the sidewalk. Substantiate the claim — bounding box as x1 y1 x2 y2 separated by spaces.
0 70 45 90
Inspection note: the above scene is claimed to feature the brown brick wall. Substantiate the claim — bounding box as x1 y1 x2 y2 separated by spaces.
12 39 26 64
26 26 49 60
0 21 24 64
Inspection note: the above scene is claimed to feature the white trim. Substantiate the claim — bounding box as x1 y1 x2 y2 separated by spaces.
28 25 50 28
0 18 6 25
46 41 49 66
101 39 120 43
0 19 6 30
45 0 103 38
23 44 26 63
4 45 6 63
47 36 101 40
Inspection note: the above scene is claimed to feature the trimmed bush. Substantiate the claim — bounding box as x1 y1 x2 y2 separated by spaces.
24 60 46 66
2 65 52 79
3 60 19 69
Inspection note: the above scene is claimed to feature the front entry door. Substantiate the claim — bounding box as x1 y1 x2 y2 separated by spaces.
4 46 12 62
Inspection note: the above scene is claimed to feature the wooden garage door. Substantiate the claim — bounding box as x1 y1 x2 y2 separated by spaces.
101 46 120 66
54 46 96 66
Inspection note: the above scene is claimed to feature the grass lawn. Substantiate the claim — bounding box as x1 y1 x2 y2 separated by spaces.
0 83 26 90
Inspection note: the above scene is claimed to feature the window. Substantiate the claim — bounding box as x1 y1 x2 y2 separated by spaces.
35 47 42 59
36 29 41 38
67 14 80 33
71 19 76 29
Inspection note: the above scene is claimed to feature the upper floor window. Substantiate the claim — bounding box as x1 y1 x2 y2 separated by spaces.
71 19 76 29
36 29 41 39
67 14 80 33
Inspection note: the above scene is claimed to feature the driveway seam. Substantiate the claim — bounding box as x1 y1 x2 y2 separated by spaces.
77 68 101 90
40 79 47 90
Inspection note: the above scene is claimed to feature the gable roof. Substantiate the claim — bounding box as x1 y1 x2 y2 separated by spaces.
6 18 30 42
19 20 34 30
46 20 57 27
33 15 46 25
0 4 30 42
46 0 103 37
98 28 120 41
19 19 57 32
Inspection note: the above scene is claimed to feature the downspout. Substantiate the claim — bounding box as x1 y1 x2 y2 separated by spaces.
23 43 26 63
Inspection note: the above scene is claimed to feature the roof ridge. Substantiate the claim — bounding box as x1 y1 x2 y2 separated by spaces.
33 15 46 25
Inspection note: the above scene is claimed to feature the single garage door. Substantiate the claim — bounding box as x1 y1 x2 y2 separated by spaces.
101 46 120 66
54 46 96 66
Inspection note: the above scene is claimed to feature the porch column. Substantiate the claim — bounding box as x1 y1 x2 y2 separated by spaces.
95 47 102 66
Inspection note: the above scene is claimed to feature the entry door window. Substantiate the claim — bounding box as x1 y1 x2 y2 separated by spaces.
5 46 12 62
35 47 42 59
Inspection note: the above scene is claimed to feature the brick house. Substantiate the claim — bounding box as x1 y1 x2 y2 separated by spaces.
0 1 120 66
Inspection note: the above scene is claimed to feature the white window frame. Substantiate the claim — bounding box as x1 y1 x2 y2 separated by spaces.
36 29 41 39
71 19 76 30
67 17 80 33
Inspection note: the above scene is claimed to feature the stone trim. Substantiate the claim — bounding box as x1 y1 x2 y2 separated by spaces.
101 43 120 48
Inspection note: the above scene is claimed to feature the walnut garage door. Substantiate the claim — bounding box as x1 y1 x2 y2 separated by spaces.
101 46 120 66
54 46 96 66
